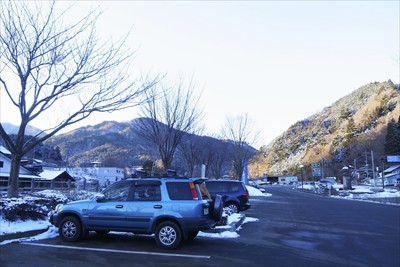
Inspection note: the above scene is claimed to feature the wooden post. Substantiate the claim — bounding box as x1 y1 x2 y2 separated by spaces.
31 179 35 192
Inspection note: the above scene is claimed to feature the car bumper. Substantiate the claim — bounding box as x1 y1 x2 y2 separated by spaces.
49 213 59 227
179 217 217 232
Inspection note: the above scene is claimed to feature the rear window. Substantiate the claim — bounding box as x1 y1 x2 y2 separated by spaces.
166 182 193 200
230 183 240 192
198 183 212 200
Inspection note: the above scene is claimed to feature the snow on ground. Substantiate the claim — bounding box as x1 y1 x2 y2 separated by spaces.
298 183 400 204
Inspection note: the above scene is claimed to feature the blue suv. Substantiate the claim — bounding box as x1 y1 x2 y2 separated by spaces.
50 178 222 249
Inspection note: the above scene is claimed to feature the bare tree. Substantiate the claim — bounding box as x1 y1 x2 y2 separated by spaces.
198 136 232 179
222 114 259 179
0 1 157 197
177 132 203 177
133 78 203 173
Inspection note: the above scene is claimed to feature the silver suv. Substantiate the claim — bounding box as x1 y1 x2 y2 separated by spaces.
50 178 222 249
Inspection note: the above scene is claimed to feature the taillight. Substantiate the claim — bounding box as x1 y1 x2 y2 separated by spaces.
243 193 249 200
189 182 199 200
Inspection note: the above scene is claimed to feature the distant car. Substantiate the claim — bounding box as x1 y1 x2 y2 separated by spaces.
49 177 223 249
205 180 251 213
319 179 344 190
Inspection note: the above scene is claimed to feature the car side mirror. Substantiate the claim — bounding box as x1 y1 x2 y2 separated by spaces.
96 195 106 202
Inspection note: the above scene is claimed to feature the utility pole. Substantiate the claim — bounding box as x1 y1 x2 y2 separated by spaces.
353 159 358 185
321 159 324 180
365 152 369 184
381 157 385 189
371 150 376 186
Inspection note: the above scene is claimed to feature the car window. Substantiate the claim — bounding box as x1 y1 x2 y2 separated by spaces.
133 184 161 201
103 182 131 201
230 183 240 192
205 182 221 193
206 182 231 193
166 182 193 200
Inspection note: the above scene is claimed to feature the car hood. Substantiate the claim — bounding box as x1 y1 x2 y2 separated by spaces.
63 199 93 209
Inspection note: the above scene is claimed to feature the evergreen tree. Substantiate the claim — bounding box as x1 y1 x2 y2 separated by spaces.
345 117 356 141
384 117 400 155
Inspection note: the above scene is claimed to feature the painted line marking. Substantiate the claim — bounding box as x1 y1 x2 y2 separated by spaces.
22 242 211 259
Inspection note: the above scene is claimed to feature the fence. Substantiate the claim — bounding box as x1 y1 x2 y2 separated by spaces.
0 179 100 193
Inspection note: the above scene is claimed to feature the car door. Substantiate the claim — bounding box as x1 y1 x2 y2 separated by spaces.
87 181 132 229
125 180 162 231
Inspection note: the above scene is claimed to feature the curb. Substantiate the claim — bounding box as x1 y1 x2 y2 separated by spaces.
0 227 49 242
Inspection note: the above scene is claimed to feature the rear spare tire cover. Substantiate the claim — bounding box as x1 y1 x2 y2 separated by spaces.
213 194 223 221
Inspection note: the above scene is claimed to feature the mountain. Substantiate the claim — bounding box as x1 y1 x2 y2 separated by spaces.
44 119 258 177
251 80 400 179
2 122 45 137
44 120 156 168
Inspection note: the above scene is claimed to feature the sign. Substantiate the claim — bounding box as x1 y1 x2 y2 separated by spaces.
312 163 321 177
241 160 249 185
387 155 400 163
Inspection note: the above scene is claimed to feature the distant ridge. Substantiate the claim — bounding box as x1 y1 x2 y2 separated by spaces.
2 122 45 137
251 80 400 178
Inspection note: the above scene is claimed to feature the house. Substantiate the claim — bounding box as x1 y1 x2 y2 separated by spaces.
0 146 75 191
382 165 400 186
36 170 75 189
95 167 125 186
278 176 298 184
0 146 41 190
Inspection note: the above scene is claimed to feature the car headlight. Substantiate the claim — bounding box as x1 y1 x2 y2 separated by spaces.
55 204 64 213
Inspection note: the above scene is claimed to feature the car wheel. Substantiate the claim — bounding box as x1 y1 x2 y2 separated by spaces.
59 216 82 242
186 230 199 241
226 202 239 213
155 221 182 249
212 194 223 221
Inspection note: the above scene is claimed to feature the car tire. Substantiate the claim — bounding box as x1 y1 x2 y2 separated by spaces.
212 194 223 221
155 221 182 249
226 202 240 213
59 216 82 242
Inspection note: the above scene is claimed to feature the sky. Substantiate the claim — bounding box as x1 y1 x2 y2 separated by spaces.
1 1 399 146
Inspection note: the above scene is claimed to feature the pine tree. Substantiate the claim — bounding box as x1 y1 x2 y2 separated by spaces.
384 117 400 155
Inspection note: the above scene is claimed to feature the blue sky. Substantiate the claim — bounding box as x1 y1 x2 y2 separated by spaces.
2 1 399 146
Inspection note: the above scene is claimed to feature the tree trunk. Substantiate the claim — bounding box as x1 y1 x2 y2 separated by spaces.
8 154 22 197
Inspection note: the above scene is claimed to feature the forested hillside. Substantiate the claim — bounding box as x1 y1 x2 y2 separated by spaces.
44 120 257 178
250 80 400 179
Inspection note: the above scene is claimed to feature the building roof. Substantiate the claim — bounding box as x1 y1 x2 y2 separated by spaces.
384 165 400 173
38 170 75 181
0 145 11 155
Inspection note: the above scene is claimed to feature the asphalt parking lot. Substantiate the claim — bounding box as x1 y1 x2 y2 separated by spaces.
1 186 399 267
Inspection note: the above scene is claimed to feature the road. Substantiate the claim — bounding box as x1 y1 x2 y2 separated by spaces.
1 186 399 267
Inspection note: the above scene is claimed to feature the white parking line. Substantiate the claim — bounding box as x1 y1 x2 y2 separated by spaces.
23 242 211 259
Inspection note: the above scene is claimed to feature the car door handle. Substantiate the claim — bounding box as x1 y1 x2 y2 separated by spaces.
153 205 162 209
115 205 124 208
